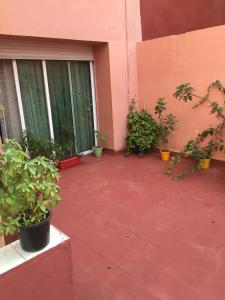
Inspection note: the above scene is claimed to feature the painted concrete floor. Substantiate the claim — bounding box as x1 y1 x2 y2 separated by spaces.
53 153 225 300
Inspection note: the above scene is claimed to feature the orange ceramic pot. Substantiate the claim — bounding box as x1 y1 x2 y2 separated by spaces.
199 158 211 169
160 151 170 161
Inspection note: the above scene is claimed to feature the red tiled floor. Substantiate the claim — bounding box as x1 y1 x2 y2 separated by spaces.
52 153 225 300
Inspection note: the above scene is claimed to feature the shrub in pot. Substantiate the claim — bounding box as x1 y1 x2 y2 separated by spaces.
20 128 80 170
58 142 81 170
58 121 81 170
126 100 160 156
0 140 60 251
155 98 177 160
20 130 61 163
92 130 107 158
183 139 214 169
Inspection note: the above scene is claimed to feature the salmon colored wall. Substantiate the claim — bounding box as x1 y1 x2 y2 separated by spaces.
93 44 114 149
0 240 73 300
140 0 225 40
137 25 225 161
0 0 142 150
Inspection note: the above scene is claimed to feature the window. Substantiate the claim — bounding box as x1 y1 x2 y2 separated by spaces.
17 60 50 139
0 60 21 140
0 59 97 153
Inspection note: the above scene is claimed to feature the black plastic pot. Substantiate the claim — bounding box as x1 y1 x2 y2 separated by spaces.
19 210 51 252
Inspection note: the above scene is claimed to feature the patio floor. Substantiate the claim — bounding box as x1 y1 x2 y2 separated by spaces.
53 152 225 300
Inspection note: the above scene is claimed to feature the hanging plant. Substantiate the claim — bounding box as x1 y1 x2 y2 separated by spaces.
166 81 225 180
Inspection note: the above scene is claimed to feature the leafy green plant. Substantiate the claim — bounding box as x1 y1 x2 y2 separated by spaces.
155 98 177 151
166 81 225 180
0 139 60 235
94 130 107 148
59 121 76 160
126 100 160 155
20 130 62 162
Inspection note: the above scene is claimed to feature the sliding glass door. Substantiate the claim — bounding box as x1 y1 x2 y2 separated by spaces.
46 60 95 153
0 59 96 154
46 61 75 153
0 60 22 140
17 60 50 139
69 61 95 153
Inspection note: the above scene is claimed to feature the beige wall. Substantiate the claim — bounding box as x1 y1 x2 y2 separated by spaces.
137 25 225 160
0 0 142 150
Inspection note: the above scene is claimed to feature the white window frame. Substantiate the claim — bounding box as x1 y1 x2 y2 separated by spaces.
42 60 55 140
67 61 79 153
10 59 98 154
90 61 98 146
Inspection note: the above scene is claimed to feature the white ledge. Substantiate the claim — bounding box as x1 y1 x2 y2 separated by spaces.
0 225 69 275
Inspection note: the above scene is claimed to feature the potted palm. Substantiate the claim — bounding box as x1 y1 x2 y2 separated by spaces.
155 98 177 160
0 139 60 252
93 130 107 158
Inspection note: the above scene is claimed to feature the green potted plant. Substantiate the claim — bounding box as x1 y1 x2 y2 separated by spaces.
93 130 107 158
0 139 60 251
166 81 225 180
20 130 62 163
126 99 161 156
155 98 177 160
182 133 219 170
58 121 80 170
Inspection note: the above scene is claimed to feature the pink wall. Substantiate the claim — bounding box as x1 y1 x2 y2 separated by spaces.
0 240 73 300
94 44 114 149
137 25 225 161
0 0 142 151
140 0 225 40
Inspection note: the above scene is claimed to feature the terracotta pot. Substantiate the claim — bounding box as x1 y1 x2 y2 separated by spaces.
160 150 170 161
58 156 80 170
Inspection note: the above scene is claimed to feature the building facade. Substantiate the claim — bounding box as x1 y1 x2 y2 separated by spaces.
0 0 142 152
